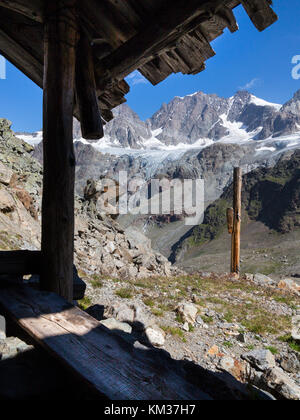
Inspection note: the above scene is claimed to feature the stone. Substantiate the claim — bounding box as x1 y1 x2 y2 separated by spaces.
280 353 300 374
253 273 275 287
106 303 135 323
0 189 15 213
132 304 155 331
278 279 300 295
104 241 116 254
262 367 300 400
182 322 189 332
242 349 276 372
0 315 6 340
145 326 165 347
292 315 300 342
196 316 204 326
100 318 132 334
0 162 13 185
207 345 219 357
236 333 247 344
176 302 198 324
219 356 235 372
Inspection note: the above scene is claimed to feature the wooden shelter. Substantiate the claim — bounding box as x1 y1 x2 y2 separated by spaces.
0 0 278 400
0 0 278 301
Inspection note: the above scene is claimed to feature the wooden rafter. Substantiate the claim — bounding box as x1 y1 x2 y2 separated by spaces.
0 0 43 22
95 0 231 88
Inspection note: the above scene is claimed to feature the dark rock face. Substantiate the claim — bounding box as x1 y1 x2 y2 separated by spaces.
149 92 229 145
103 104 151 148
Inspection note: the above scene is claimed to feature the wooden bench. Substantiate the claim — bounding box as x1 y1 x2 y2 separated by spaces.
0 285 214 400
0 251 86 300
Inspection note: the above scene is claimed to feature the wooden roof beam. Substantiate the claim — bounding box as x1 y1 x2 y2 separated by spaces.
95 0 230 89
0 26 43 86
241 0 278 32
0 0 43 22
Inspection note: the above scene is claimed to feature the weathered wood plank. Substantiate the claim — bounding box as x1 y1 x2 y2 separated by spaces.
41 0 78 301
227 208 234 235
76 32 104 140
0 286 211 400
231 168 242 274
0 27 43 87
0 0 43 22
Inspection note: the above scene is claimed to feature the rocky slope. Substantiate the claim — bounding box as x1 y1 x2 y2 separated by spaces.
0 119 182 280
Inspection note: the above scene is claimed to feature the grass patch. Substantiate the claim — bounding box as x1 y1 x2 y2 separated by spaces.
223 341 233 348
161 325 185 341
265 346 278 355
90 274 103 289
143 298 155 307
246 344 255 351
189 324 195 332
115 288 133 299
278 335 300 353
202 315 214 324
224 311 234 323
151 308 164 317
78 296 92 310
175 313 185 324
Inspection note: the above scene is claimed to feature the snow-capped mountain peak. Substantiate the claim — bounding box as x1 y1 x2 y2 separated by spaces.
17 90 300 158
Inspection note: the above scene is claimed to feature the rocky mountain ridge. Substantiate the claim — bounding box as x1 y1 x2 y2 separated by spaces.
0 119 182 280
20 89 300 151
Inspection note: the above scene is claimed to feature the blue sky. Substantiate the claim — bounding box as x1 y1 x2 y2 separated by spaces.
0 0 299 132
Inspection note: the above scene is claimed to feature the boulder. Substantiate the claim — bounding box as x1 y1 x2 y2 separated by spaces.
176 302 198 324
145 326 165 347
105 303 135 323
132 304 155 331
292 315 300 342
242 349 276 372
280 352 300 374
0 162 12 185
100 318 132 334
0 189 15 213
278 279 300 295
253 273 275 287
262 367 300 400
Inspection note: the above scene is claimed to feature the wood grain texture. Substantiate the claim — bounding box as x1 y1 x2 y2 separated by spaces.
241 0 278 31
76 32 104 140
227 208 234 235
41 0 78 301
0 286 211 400
231 168 242 274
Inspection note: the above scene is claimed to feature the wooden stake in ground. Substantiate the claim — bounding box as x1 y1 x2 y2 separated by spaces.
41 0 78 301
228 168 242 274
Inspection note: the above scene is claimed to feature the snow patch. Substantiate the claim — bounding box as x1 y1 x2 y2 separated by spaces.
250 95 282 111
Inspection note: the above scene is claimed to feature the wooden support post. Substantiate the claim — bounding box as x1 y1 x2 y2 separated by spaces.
230 168 242 274
41 0 78 301
76 32 104 140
